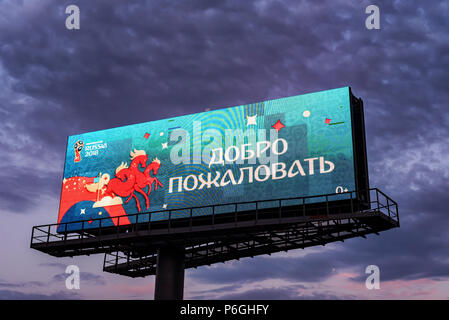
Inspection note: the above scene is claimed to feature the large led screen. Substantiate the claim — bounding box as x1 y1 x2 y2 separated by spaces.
58 86 358 231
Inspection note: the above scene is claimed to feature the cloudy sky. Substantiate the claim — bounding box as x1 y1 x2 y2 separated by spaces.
0 0 448 299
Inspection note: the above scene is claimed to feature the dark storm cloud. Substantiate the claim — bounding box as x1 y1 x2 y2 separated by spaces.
191 285 356 300
208 286 299 300
52 272 106 286
0 289 80 300
1 0 448 299
190 253 338 284
0 165 61 212
39 262 68 269
217 288 356 300
190 283 244 295
1 0 447 213
0 279 45 288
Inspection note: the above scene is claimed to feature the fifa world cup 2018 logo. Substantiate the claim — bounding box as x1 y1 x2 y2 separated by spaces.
74 140 84 163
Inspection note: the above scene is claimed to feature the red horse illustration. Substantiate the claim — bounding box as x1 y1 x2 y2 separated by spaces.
128 150 150 210
105 162 143 211
128 149 164 210
105 150 164 212
144 158 163 195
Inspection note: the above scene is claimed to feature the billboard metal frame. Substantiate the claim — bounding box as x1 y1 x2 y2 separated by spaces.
349 88 370 204
103 211 395 278
31 188 398 258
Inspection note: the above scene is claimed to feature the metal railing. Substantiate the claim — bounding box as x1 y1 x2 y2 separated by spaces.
31 188 398 249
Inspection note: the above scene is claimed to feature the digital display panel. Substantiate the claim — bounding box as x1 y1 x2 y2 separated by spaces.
58 87 358 231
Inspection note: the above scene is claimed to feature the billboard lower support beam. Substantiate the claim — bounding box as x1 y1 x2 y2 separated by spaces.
154 245 185 300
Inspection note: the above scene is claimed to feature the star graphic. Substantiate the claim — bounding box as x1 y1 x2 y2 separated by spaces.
80 208 86 215
325 118 332 124
63 178 67 184
144 132 150 139
98 211 102 216
162 142 168 149
162 204 167 209
246 115 257 126
272 120 285 132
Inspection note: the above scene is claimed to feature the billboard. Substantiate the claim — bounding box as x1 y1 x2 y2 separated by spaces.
57 86 367 231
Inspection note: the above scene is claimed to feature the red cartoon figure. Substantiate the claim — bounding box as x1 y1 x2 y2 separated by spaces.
104 150 164 212
144 158 163 195
105 162 143 211
74 140 84 163
128 149 164 210
128 149 151 210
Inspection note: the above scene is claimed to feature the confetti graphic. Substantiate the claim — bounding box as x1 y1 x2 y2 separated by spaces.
272 120 285 132
247 115 257 126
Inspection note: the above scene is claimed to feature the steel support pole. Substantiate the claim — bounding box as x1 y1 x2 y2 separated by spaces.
154 245 185 300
